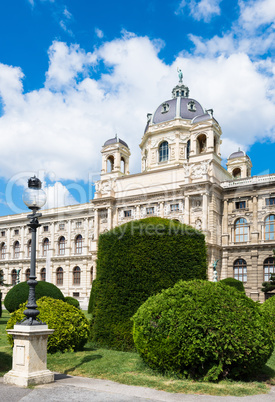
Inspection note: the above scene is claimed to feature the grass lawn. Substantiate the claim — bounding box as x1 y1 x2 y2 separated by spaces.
1 309 274 396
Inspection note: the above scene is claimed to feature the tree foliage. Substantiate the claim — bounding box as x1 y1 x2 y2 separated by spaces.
132 280 274 381
89 217 207 350
4 281 65 313
219 277 245 293
6 297 90 353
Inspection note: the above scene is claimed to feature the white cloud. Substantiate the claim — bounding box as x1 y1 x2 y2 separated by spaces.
0 33 274 185
43 181 78 209
177 0 222 22
239 0 275 31
95 28 104 39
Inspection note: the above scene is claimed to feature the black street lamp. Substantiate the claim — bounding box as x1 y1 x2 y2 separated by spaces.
21 176 46 325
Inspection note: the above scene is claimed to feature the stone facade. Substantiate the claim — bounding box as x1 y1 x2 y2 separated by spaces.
0 79 274 307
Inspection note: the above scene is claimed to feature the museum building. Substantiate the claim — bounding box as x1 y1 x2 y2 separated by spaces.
0 77 274 307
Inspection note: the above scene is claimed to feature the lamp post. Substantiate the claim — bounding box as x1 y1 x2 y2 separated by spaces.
22 176 46 325
4 176 54 386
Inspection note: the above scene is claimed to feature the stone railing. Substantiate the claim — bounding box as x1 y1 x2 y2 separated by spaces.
221 174 275 188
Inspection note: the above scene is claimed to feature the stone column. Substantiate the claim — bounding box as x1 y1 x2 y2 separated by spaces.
222 199 228 234
202 193 208 231
159 202 164 218
94 209 99 240
66 220 71 256
136 205 141 220
184 196 190 225
107 207 112 231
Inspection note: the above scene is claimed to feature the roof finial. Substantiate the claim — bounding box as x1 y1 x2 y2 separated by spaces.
115 133 118 142
177 67 183 84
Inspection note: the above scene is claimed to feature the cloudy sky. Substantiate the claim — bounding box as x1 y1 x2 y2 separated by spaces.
0 0 274 215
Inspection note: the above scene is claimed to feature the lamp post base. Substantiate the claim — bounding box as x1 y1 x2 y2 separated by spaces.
4 324 54 387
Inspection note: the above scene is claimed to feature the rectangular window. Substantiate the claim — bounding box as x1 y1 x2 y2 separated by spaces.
266 198 275 206
235 201 246 209
14 229 19 235
73 292 79 297
170 204 179 212
1 231 5 237
146 207 155 215
43 226 49 232
59 223 65 230
76 221 82 228
124 210 132 218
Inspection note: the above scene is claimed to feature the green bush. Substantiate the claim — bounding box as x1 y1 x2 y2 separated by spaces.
219 277 245 293
132 280 274 381
4 281 65 313
90 217 207 350
6 297 90 353
0 292 2 318
261 296 275 339
64 296 80 309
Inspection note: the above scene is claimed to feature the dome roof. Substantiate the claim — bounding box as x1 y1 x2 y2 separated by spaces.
228 149 247 160
152 97 205 125
103 137 129 149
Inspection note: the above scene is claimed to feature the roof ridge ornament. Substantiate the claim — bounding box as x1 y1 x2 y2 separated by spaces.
177 67 183 84
172 68 189 98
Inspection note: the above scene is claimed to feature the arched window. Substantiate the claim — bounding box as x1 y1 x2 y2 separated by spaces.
11 269 17 285
14 241 20 258
75 235 83 254
43 238 49 256
234 259 247 282
56 267 63 285
232 168 241 178
265 215 275 240
263 257 274 282
73 266 81 285
159 141 169 162
186 139 190 160
197 134 207 153
40 267 46 281
25 268 30 281
0 242 6 259
58 236 65 255
27 239 32 258
235 218 248 242
121 157 125 173
90 267 93 284
107 155 114 172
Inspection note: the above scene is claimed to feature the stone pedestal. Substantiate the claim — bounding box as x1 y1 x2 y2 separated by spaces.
4 324 54 387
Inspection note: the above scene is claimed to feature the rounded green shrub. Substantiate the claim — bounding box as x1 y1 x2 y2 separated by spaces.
261 296 275 339
64 296 80 309
6 297 90 353
4 281 65 313
90 217 207 350
132 280 274 381
219 277 245 293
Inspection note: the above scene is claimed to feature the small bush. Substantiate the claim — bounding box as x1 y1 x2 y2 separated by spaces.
132 280 274 381
261 296 275 339
64 296 80 309
219 277 245 293
4 281 65 313
6 297 90 353
0 292 2 318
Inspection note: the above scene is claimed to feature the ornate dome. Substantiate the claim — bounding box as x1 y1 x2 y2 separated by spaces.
145 78 213 133
103 136 129 149
228 149 247 160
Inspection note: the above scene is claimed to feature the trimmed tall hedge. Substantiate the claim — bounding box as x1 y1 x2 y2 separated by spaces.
4 281 65 313
89 217 207 350
132 280 274 381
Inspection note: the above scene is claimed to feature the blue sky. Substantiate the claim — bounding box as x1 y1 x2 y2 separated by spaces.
0 0 274 215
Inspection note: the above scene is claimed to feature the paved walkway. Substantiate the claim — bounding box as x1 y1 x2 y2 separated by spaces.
1 374 275 402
